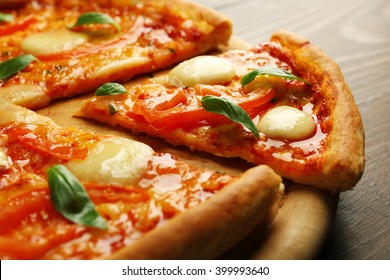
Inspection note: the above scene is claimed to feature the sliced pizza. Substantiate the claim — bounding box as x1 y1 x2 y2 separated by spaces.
0 102 283 260
77 31 365 192
0 0 231 109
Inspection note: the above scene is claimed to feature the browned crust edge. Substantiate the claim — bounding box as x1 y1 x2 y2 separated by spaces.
271 30 365 191
0 101 57 126
108 165 283 260
168 0 233 46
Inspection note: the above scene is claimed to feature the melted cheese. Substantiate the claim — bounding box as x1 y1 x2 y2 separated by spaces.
21 29 89 55
166 56 236 87
92 56 151 78
257 106 316 141
0 85 51 111
65 137 153 186
0 150 10 171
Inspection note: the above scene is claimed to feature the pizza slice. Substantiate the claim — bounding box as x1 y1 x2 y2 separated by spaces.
77 31 365 192
0 0 231 109
0 102 282 260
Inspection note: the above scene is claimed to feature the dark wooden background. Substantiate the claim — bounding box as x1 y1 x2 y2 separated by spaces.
194 0 390 259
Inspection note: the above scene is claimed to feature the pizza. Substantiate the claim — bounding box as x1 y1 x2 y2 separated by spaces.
0 101 283 259
77 31 365 192
0 0 231 109
0 0 365 261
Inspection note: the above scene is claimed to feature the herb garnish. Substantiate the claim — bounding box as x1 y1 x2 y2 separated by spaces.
69 12 121 33
201 96 259 138
0 54 38 80
0 12 14 23
95 82 128 96
108 102 117 115
47 164 107 229
241 66 310 86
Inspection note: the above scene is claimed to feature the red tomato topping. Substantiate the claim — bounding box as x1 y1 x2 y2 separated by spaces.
0 15 36 36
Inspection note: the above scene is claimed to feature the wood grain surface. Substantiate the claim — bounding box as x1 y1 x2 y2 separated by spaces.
192 0 389 260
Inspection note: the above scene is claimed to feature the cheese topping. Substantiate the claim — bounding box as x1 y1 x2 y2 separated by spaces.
257 106 316 141
0 85 50 109
0 150 10 171
21 29 89 55
166 56 236 87
0 99 53 125
92 56 151 79
65 137 153 186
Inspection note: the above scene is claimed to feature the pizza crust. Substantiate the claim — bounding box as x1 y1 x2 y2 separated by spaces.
167 0 233 47
0 100 55 126
271 30 365 191
108 165 283 259
0 85 51 110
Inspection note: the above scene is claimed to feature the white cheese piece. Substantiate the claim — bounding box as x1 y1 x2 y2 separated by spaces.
92 56 151 78
166 56 236 87
0 150 10 171
0 85 50 110
65 137 153 186
21 29 89 55
257 105 316 141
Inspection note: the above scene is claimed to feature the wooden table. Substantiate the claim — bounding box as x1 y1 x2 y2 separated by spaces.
194 0 390 260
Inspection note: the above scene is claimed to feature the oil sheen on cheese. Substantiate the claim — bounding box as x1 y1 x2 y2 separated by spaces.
21 29 89 55
65 137 153 186
166 56 236 87
257 105 316 141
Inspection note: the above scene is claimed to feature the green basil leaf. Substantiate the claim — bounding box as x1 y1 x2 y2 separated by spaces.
69 12 121 33
0 54 37 80
201 96 259 138
241 66 310 86
0 12 14 23
95 82 128 96
47 164 107 230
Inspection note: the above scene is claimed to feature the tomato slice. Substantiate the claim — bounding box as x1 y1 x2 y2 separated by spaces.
0 185 150 259
3 123 90 161
36 16 146 62
130 86 276 130
0 15 36 36
0 189 53 235
0 186 149 234
0 188 85 259
0 227 84 260
131 86 192 123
